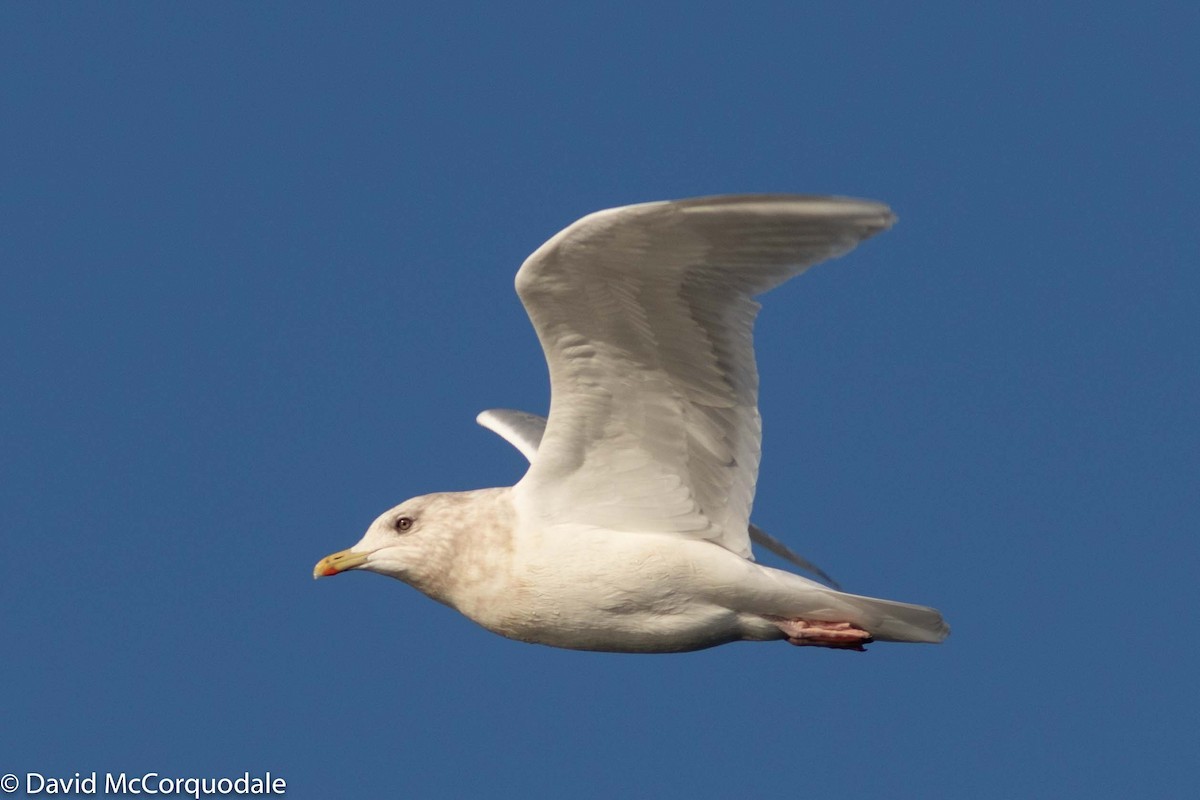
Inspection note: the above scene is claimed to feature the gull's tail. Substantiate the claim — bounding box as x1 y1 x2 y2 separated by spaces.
836 591 950 644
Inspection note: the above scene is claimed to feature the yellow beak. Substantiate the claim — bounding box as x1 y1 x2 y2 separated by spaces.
313 548 370 579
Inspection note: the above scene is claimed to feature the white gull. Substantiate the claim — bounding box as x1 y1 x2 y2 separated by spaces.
314 194 949 653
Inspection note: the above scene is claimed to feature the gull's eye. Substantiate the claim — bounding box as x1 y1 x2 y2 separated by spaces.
394 516 414 533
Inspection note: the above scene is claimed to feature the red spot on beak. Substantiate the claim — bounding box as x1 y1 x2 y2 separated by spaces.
320 565 340 577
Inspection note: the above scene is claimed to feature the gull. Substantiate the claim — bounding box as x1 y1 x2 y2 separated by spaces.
314 195 949 652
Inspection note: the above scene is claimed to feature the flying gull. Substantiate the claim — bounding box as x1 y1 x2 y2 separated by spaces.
314 195 949 652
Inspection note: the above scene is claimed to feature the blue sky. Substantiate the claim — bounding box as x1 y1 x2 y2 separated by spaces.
3 3 1197 798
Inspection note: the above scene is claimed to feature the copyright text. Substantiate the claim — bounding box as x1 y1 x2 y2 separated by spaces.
1 772 285 797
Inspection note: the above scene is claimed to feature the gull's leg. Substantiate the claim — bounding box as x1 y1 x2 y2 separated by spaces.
767 617 874 651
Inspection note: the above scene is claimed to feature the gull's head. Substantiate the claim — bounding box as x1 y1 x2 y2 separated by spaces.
313 493 446 584
313 488 511 591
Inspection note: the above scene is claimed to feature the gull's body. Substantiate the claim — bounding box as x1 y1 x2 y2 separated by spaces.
316 195 949 653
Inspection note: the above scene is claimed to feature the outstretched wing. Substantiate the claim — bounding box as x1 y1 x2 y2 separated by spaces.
511 195 894 558
477 407 841 587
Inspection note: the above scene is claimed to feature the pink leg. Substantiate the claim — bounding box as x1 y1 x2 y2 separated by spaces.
768 618 874 652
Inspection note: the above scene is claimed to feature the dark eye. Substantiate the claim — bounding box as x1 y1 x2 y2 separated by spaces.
394 516 414 532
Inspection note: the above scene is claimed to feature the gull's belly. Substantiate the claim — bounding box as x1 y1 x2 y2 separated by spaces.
458 531 784 653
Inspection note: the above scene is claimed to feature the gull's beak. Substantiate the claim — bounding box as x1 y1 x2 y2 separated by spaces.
313 548 370 579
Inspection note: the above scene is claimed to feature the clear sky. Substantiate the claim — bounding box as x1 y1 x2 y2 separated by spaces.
3 3 1197 798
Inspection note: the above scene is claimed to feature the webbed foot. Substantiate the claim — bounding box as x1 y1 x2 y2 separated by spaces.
769 618 874 651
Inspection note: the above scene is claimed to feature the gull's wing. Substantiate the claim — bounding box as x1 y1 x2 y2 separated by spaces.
511 194 895 558
477 407 841 588
476 408 547 462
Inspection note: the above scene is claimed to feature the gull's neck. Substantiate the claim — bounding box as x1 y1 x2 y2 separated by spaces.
405 486 518 610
